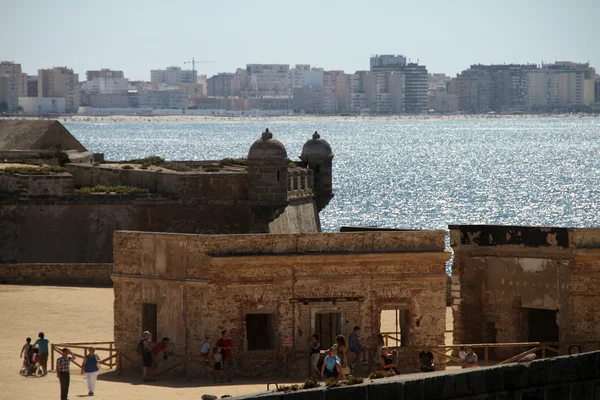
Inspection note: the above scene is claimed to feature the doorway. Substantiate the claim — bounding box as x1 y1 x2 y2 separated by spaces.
142 303 158 339
527 309 558 343
315 312 342 349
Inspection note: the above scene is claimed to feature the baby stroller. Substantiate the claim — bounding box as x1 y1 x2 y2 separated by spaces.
20 348 43 377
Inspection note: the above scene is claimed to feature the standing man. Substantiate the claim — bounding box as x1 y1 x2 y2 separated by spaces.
56 348 75 400
34 332 49 376
139 331 155 382
215 330 232 382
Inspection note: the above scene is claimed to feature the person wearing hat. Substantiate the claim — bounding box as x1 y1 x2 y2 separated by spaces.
56 348 75 400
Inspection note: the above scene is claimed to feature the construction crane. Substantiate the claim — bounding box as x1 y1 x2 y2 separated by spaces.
184 58 216 81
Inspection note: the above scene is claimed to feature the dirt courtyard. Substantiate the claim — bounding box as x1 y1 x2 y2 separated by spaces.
0 285 454 400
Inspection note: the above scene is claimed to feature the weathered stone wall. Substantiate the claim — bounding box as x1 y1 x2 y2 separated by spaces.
0 263 112 286
112 230 449 376
0 197 322 263
66 164 249 200
451 225 600 358
237 351 600 400
0 172 74 196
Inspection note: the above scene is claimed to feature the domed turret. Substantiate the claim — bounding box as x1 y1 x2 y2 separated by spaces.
300 131 333 211
301 131 333 158
248 128 288 160
247 128 289 206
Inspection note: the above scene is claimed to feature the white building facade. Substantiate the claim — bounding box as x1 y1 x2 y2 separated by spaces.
151 67 197 85
19 97 66 114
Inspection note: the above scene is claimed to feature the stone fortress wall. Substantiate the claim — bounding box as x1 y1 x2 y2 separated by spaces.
0 122 333 264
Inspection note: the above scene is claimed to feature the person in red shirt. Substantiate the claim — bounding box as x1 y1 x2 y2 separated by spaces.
215 330 232 382
152 337 170 359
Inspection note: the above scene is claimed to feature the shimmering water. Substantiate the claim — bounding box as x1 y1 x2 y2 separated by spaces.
64 118 600 233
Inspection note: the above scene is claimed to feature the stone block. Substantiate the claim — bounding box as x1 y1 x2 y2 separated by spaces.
403 378 424 399
574 352 598 380
496 392 522 400
521 387 545 400
545 384 571 400
548 356 576 383
366 381 404 400
571 382 593 400
422 375 447 399
281 388 324 400
325 385 367 400
594 381 600 400
483 366 505 393
503 364 529 391
527 359 549 386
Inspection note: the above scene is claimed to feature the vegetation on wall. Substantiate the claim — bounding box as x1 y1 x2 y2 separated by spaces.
39 147 71 167
1 166 67 175
220 158 248 166
74 185 150 195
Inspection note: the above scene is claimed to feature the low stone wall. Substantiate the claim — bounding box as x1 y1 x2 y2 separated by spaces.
0 172 74 196
238 351 600 400
0 263 113 286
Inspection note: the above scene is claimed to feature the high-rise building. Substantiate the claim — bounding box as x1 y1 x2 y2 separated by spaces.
372 71 405 114
595 75 600 104
455 64 538 113
26 75 38 97
0 61 23 112
370 56 428 114
151 66 197 85
349 71 373 114
246 64 290 95
322 71 349 114
288 65 323 95
529 62 596 112
38 67 80 112
86 69 125 81
207 73 234 97
370 54 407 70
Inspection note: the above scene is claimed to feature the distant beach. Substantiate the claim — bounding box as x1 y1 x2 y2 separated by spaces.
1 113 599 124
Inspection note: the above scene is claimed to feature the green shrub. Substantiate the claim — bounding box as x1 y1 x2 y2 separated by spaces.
220 158 247 166
275 385 291 393
39 147 71 166
74 185 149 195
290 384 300 392
303 378 319 389
126 156 165 168
121 165 134 170
203 165 222 172
2 166 66 175
325 378 341 389
343 375 364 385
92 162 100 167
140 165 148 170
368 370 396 380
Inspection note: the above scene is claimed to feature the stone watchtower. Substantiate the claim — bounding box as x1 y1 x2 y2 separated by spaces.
300 131 334 211
248 128 289 220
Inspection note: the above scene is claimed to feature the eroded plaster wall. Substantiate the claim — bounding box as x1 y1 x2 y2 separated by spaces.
112 230 450 376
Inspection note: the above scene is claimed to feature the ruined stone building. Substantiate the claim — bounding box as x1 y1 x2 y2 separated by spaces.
451 225 600 356
112 230 450 376
0 120 334 264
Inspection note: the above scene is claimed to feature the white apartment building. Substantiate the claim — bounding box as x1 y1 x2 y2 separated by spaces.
151 66 197 85
529 62 596 111
18 97 66 114
81 77 129 94
322 71 349 114
38 67 80 112
138 88 187 109
370 54 407 70
0 61 23 111
288 64 324 94
246 64 290 94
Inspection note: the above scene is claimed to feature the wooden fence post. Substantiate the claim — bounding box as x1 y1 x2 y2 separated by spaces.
51 345 55 372
542 344 546 359
109 343 114 369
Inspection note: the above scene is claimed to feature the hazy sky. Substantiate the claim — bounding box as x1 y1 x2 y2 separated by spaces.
2 0 599 80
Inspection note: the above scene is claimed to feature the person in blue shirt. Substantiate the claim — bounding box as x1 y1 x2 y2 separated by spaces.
348 326 367 367
81 348 101 396
34 332 49 376
320 347 340 379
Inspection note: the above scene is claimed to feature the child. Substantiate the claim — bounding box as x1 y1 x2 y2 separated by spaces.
320 347 341 380
391 349 399 368
458 346 467 365
201 337 212 363
212 346 225 383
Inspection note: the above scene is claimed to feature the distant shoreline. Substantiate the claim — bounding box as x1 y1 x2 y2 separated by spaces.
1 113 599 123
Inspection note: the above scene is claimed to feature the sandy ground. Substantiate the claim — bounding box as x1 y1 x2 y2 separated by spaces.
0 286 455 399
1 113 598 124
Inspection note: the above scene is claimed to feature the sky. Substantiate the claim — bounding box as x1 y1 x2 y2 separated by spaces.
2 0 599 81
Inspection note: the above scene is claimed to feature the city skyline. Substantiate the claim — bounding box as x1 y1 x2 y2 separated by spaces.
3 0 599 80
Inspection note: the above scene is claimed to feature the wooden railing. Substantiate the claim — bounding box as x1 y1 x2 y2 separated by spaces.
50 341 117 372
380 332 600 367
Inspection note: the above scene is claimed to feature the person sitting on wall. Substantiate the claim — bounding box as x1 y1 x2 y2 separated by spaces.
418 345 435 372
380 346 400 375
462 345 478 368
348 326 368 368
320 347 341 380
201 337 212 363
458 345 467 364
152 337 170 360
334 335 349 378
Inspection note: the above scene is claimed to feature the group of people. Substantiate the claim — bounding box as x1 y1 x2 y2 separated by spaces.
18 332 101 400
310 327 479 380
138 329 234 384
